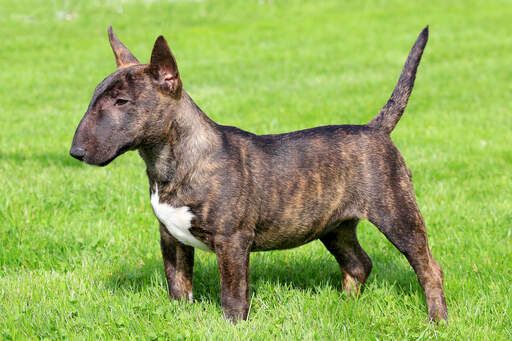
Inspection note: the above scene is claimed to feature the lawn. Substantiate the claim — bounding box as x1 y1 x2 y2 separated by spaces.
1 0 511 339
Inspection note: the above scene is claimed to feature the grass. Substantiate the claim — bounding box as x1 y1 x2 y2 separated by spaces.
1 0 511 339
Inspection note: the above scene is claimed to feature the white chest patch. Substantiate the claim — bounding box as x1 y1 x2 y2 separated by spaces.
150 185 211 252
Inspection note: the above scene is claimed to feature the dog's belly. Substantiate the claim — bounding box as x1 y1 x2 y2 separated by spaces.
250 180 354 251
251 215 343 251
150 186 212 252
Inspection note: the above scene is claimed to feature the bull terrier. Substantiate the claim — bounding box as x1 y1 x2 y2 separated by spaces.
70 26 447 322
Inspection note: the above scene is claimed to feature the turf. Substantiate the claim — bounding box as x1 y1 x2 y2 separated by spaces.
1 0 511 339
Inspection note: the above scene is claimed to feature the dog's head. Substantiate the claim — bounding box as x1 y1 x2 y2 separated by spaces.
70 27 183 166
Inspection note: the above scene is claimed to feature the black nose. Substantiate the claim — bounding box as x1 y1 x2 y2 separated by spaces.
70 146 86 160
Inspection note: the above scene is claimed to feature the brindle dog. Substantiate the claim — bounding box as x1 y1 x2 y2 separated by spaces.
70 26 447 322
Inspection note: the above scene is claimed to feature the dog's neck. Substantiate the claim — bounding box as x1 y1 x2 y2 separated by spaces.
138 91 220 186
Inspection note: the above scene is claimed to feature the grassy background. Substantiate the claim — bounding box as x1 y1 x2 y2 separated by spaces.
1 0 511 339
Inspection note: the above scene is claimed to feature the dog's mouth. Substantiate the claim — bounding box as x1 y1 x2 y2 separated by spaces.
96 144 131 166
70 143 132 167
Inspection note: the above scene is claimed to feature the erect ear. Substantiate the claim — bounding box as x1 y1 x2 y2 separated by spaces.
108 26 139 68
147 35 182 96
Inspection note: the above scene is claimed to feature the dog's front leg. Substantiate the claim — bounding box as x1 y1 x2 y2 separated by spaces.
159 223 195 301
214 231 254 322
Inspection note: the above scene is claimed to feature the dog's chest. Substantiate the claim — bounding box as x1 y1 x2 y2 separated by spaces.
150 186 211 252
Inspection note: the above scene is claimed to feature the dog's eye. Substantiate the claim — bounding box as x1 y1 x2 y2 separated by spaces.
115 98 129 106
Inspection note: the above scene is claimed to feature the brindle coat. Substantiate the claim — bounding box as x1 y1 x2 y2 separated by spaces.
70 26 447 322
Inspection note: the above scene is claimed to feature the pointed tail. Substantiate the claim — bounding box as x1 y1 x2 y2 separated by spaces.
367 26 429 134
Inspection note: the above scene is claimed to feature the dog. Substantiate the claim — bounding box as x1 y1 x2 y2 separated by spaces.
70 26 447 322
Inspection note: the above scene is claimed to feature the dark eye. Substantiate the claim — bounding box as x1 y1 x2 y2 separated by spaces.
115 98 129 106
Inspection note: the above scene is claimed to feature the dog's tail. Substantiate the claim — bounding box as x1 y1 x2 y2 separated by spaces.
367 26 429 134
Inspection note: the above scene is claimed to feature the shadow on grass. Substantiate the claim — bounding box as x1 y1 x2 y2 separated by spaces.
105 249 421 308
0 151 82 168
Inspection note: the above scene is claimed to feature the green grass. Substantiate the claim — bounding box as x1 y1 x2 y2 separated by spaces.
1 0 511 339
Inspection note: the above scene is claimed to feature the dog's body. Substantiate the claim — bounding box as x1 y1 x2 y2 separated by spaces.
70 27 447 322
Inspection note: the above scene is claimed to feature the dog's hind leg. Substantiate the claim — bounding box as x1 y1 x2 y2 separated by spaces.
320 219 373 295
368 189 448 322
159 223 195 301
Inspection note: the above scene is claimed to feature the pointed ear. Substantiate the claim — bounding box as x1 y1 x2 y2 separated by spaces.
108 26 139 68
147 35 182 96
